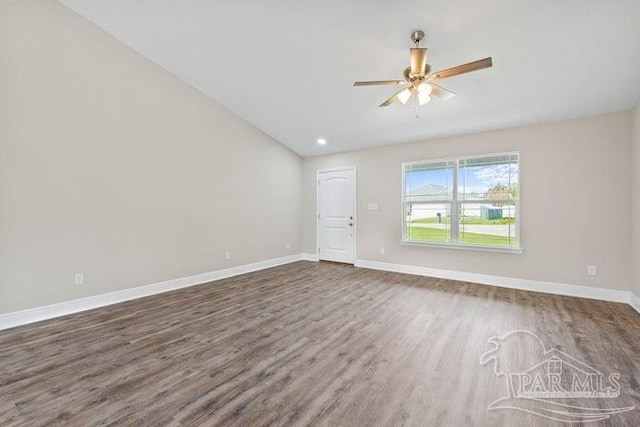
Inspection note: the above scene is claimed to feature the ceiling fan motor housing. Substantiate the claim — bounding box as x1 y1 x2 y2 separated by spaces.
404 64 432 82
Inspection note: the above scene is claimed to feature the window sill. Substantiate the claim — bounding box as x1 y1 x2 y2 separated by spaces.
400 240 524 254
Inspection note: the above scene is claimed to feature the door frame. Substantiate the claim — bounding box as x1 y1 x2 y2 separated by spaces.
316 166 357 263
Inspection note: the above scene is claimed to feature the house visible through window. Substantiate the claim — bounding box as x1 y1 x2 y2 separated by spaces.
403 152 520 249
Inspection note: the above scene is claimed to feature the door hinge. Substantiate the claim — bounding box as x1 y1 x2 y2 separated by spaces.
317 247 320 253
318 213 320 219
317 179 320 185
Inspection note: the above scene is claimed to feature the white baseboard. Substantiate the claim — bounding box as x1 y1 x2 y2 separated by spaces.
0 254 303 331
630 292 640 314
302 253 319 262
355 259 632 305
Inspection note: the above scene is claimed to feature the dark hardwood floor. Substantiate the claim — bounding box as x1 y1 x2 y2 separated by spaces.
1 261 638 426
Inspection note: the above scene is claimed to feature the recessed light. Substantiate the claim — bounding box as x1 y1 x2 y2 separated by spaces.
317 138 327 146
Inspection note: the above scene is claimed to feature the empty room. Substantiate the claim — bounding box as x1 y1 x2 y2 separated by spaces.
1 0 639 425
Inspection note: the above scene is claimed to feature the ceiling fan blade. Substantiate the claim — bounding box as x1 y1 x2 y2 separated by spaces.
432 57 492 80
430 83 456 100
353 80 405 86
410 48 428 75
379 86 409 107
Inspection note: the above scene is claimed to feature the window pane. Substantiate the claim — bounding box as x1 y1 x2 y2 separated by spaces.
404 160 454 243
406 202 451 242
458 153 519 201
459 201 517 247
457 153 519 247
405 160 454 203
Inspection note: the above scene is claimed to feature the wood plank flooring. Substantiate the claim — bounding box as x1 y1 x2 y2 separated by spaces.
1 261 639 426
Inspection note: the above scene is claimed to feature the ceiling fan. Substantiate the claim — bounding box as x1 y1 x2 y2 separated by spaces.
354 30 492 113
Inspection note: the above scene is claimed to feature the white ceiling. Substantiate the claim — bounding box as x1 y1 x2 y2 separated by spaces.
60 0 640 157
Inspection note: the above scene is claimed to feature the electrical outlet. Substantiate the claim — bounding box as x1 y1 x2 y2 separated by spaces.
74 273 84 285
286 242 291 249
224 251 231 260
587 265 597 276
379 247 385 255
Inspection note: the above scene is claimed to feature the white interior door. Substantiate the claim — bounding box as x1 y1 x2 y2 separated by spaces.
317 168 355 264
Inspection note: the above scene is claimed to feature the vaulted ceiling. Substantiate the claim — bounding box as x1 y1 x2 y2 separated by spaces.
60 0 640 157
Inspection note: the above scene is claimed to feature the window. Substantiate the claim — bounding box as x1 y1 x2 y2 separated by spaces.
402 152 520 251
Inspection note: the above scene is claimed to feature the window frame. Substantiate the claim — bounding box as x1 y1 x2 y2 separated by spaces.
401 151 522 254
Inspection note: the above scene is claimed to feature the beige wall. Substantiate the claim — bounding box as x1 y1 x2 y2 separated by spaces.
304 112 632 291
632 101 640 296
0 0 302 314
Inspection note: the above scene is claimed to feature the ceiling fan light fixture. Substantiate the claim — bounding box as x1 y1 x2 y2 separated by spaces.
397 88 412 104
417 82 433 95
418 91 431 106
